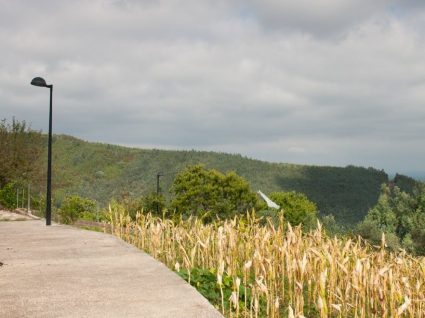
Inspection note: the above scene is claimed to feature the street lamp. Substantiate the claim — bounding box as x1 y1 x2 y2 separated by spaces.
156 172 164 214
31 77 53 226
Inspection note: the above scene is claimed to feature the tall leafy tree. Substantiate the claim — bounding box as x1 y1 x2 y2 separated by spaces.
358 183 425 254
0 118 44 188
363 184 398 233
171 164 258 219
268 191 318 227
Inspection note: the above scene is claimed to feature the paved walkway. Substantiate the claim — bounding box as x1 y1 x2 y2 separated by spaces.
0 218 223 318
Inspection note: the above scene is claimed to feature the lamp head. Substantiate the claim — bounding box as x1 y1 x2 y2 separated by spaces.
31 77 48 87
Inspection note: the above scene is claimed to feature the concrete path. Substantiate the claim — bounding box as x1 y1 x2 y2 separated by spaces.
0 219 223 318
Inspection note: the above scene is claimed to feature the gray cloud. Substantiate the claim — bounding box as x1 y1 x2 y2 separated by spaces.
246 0 390 37
0 0 424 175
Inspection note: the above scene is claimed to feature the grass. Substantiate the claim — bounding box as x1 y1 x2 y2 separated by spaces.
77 225 105 232
109 208 425 317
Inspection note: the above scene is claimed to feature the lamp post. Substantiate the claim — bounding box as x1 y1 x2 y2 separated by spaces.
156 172 164 214
31 77 53 226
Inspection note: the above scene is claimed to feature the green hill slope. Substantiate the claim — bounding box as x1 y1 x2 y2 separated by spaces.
46 134 398 225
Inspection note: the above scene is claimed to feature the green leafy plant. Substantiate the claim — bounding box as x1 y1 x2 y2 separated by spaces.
358 183 425 255
268 191 318 228
58 195 97 224
176 267 257 313
171 164 259 219
0 118 43 188
0 182 16 209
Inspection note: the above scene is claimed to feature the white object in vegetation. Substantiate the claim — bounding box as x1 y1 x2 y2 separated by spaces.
257 190 280 209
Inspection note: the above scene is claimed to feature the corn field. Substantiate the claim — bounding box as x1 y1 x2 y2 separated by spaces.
109 208 425 317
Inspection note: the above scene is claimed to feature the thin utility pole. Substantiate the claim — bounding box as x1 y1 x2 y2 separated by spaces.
27 184 31 212
156 172 164 214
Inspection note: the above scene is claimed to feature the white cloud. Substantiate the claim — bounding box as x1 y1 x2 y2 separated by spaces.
0 0 424 174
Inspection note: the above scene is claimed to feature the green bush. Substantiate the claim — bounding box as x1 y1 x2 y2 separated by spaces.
171 164 259 219
0 182 16 209
142 192 167 216
320 214 346 237
357 184 425 254
58 195 97 224
268 191 318 228
176 267 256 313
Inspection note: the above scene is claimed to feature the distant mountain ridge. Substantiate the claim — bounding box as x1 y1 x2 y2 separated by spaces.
47 135 421 225
411 173 425 181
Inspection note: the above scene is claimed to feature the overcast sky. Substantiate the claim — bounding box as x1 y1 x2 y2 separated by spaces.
1 0 424 176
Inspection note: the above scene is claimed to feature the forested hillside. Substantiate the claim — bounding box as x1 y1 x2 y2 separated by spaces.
45 134 407 225
3 119 419 226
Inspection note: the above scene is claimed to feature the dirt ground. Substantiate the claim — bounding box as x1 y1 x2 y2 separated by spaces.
0 210 34 221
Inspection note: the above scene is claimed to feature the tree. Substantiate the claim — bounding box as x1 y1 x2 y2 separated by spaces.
268 191 318 228
58 195 97 224
0 182 17 209
393 173 419 194
320 214 344 237
357 183 425 254
142 192 166 215
123 192 167 219
171 164 258 219
362 184 398 233
0 118 44 188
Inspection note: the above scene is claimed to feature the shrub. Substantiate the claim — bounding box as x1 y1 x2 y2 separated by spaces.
171 164 259 219
58 195 97 224
269 191 318 228
0 182 16 209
